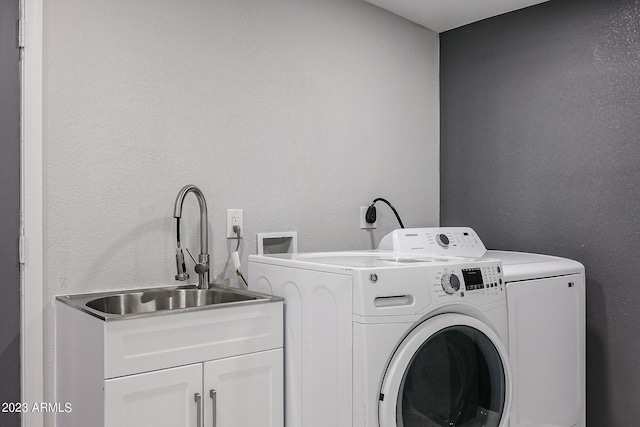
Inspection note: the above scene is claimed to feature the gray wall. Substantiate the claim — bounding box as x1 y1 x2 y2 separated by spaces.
43 0 439 424
0 0 21 425
440 0 640 425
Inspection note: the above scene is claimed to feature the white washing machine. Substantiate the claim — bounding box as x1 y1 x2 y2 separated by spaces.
249 248 513 427
379 227 586 427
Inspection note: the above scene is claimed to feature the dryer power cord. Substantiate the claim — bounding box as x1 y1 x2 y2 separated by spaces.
366 198 405 228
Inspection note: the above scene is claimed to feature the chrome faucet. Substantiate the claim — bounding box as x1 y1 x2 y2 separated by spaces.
173 185 210 289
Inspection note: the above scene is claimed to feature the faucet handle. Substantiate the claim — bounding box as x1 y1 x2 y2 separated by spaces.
195 253 210 275
175 248 190 281
195 263 209 274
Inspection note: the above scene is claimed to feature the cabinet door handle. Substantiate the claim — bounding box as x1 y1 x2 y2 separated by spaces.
209 389 217 427
194 393 202 427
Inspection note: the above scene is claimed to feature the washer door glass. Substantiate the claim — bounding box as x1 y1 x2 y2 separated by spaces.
398 325 504 427
379 314 511 427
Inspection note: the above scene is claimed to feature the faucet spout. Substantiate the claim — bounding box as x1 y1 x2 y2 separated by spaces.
174 185 210 288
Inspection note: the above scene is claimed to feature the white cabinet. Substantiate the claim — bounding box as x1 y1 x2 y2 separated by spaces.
104 363 202 427
102 350 283 427
56 299 283 427
203 350 283 427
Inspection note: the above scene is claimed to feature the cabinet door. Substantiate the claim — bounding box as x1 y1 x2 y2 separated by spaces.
203 349 283 427
104 363 202 427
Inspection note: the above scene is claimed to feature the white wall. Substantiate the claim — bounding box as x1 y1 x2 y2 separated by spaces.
43 0 439 421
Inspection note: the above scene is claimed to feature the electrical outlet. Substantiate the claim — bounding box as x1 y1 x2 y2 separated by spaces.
360 206 376 229
227 209 243 238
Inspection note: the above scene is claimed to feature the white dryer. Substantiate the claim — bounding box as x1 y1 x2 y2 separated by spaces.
379 228 586 427
249 250 513 427
487 250 585 427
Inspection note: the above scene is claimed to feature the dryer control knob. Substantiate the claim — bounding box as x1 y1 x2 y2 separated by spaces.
441 273 461 294
436 234 450 248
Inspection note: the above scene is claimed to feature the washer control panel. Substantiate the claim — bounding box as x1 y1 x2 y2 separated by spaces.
461 266 503 292
378 227 487 258
440 272 460 294
352 257 505 316
433 260 504 301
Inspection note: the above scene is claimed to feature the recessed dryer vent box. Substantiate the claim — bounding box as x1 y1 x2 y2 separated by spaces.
257 232 298 255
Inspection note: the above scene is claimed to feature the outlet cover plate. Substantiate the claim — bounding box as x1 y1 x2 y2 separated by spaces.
360 206 376 229
227 209 243 238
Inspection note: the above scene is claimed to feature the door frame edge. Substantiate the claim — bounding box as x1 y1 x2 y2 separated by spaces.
21 0 44 425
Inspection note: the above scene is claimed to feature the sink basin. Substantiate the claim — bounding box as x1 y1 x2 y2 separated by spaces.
57 285 280 321
86 288 260 315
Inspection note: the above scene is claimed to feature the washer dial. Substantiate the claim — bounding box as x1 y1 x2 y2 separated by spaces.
441 273 461 294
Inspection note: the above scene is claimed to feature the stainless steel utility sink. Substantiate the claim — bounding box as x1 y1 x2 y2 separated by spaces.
57 285 280 321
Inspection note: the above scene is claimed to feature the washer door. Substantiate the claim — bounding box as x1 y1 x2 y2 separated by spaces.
379 313 512 427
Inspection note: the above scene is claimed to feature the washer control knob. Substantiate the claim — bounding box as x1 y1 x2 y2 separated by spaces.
436 234 450 248
441 273 461 294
